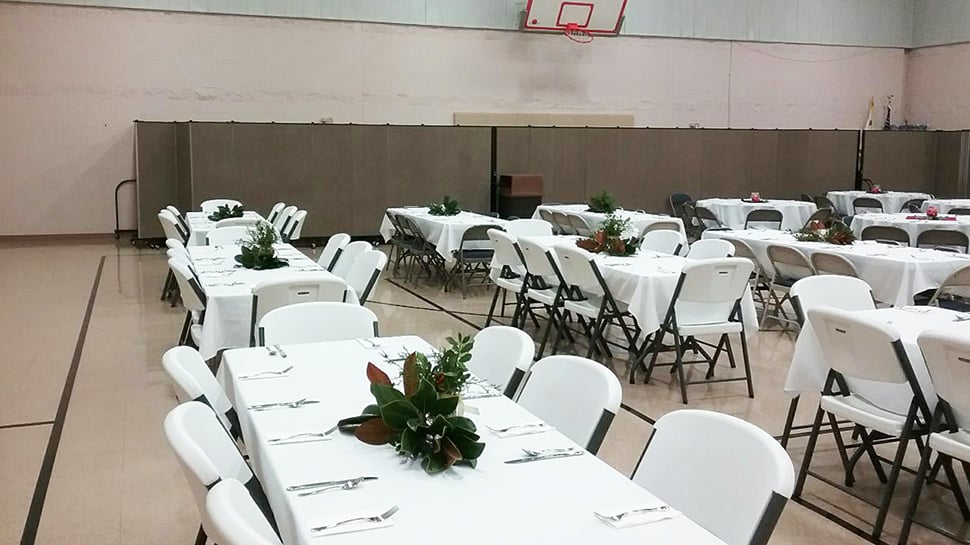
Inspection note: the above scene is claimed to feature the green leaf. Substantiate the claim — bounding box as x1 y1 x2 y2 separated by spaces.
336 414 375 431
446 415 477 433
448 434 486 460
431 395 459 416
410 378 438 414
370 383 405 406
379 399 420 430
353 418 397 445
399 427 419 456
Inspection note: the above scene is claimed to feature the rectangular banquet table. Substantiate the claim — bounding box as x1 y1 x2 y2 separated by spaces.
703 229 970 307
508 236 758 336
694 198 816 231
825 190 931 216
786 306 970 415
531 204 686 237
188 243 339 359
186 211 265 246
379 207 507 262
849 212 970 247
219 335 726 545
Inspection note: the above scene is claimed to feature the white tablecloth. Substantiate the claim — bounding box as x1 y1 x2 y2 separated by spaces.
219 336 726 545
188 243 337 359
922 199 970 214
379 207 507 262
703 230 970 307
826 191 931 215
786 306 970 414
694 198 816 231
532 204 686 237
516 236 758 337
850 213 970 247
186 211 264 246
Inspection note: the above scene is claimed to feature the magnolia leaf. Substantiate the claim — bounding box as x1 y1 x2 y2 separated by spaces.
402 353 420 398
370 383 405 406
379 399 420 430
448 433 486 460
447 415 477 434
361 403 381 416
410 378 438 414
336 414 376 431
441 437 463 465
399 427 419 456
422 452 448 473
366 362 392 386
354 418 396 445
431 395 459 417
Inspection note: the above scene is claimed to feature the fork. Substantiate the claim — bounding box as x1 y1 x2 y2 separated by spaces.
297 477 368 497
521 447 575 457
310 505 399 533
595 505 671 523
486 423 547 433
239 365 294 380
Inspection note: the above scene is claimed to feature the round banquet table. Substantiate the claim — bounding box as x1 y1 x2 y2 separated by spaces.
826 190 931 215
694 198 816 231
921 199 970 214
850 213 970 247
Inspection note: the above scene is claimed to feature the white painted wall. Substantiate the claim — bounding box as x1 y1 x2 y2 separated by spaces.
0 3 905 235
905 42 970 129
6 0 916 48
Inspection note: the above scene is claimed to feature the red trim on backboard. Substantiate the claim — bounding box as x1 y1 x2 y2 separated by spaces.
557 2 593 28
523 0 628 35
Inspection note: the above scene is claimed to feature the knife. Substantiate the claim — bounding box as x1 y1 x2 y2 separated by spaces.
504 450 584 464
286 476 379 492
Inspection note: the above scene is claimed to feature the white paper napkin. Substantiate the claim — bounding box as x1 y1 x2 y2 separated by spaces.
309 507 396 538
594 505 681 529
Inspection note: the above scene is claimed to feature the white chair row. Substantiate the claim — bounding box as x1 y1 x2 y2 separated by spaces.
785 273 970 543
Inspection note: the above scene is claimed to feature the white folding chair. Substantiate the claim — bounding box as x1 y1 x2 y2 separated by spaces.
685 238 734 259
635 258 755 404
504 219 553 237
761 245 815 331
162 346 241 441
517 355 622 454
632 410 795 545
317 233 351 271
250 275 351 345
273 205 298 234
169 258 206 347
215 217 261 229
164 402 275 545
517 237 568 359
166 205 191 234
330 241 372 280
258 302 379 346
200 199 242 214
284 210 307 242
265 202 286 225
159 209 188 244
485 229 527 328
161 238 189 303
206 480 282 545
468 326 535 400
781 276 876 448
640 229 685 256
899 330 970 543
794 307 933 542
566 214 594 237
551 243 641 360
344 250 388 305
206 226 250 246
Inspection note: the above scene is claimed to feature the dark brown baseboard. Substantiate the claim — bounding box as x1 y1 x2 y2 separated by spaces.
0 233 116 247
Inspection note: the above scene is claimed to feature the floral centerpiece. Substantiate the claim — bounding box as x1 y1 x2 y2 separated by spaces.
234 221 289 270
926 206 939 219
428 196 461 216
337 334 485 474
793 218 855 245
207 204 244 221
576 213 641 256
587 190 618 214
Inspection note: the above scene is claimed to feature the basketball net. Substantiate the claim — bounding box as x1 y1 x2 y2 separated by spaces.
564 22 593 44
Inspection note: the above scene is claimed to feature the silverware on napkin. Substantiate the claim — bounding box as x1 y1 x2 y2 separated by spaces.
239 365 293 380
486 423 549 433
268 431 333 445
310 506 399 533
298 476 374 497
505 450 584 464
248 398 319 411
594 505 671 524
288 476 379 492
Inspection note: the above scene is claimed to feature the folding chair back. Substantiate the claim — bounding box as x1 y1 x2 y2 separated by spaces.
537 209 560 234
640 230 685 255
566 214 593 237
766 245 815 282
852 197 884 215
200 199 242 214
809 252 859 277
640 220 683 236
806 307 908 384
551 211 575 235
744 209 783 231
789 276 874 326
916 229 969 253
251 275 349 344
674 258 754 325
317 233 350 271
504 219 553 237
860 225 910 246
206 226 250 246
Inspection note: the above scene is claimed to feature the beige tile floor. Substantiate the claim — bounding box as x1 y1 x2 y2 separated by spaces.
1 238 967 545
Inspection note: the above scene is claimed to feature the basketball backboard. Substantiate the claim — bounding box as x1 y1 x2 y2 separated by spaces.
522 0 628 35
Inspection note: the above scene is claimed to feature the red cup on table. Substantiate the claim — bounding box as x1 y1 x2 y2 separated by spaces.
926 206 939 219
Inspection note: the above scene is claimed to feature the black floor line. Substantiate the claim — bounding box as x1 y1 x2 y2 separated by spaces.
385 279 483 331
0 421 55 431
20 256 105 545
368 300 438 312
